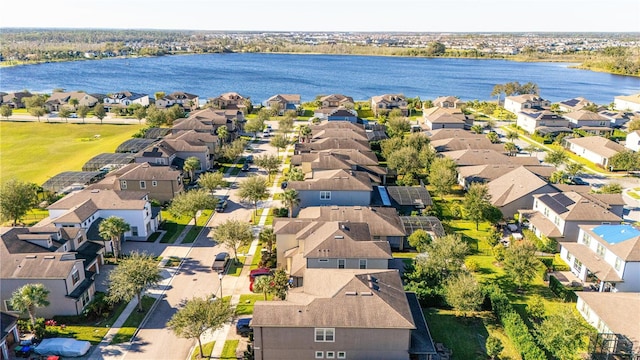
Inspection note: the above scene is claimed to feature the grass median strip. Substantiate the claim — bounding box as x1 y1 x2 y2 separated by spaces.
221 340 239 359
191 341 215 360
110 296 156 344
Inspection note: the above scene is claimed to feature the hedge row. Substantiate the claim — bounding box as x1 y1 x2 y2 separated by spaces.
486 286 547 360
549 275 578 302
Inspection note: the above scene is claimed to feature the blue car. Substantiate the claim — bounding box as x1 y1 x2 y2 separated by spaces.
236 318 252 336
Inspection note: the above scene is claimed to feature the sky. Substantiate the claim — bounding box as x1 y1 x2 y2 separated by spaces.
2 0 639 33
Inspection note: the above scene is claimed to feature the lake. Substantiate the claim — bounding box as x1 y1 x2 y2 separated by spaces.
1 53 639 104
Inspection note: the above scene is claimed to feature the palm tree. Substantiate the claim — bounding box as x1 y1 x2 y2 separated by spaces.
565 162 584 179
216 126 229 145
99 216 131 258
504 142 518 156
470 124 483 134
506 130 518 142
183 156 201 183
281 189 300 218
299 125 312 143
10 283 50 327
486 132 500 144
68 98 79 110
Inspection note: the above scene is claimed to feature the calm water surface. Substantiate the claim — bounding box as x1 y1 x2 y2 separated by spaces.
1 53 638 104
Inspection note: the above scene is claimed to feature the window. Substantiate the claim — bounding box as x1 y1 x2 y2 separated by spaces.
373 236 381 240
554 216 560 226
320 191 331 200
131 226 138 237
359 259 367 269
120 180 127 189
315 328 335 342
582 233 591 246
318 259 329 263
566 253 573 262
596 243 605 257
614 257 622 271
140 181 146 189
338 259 345 269
315 351 324 359
543 207 549 217
337 352 346 359
71 268 80 285
326 351 335 359
152 180 158 187
573 258 583 272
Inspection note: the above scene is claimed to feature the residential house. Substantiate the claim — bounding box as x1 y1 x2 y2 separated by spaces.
614 93 640 112
166 130 219 160
103 91 150 110
557 97 594 112
326 107 360 123
45 91 102 112
564 136 625 169
519 191 622 244
564 110 611 135
430 137 504 153
626 131 640 152
371 94 408 117
381 186 433 214
287 169 374 210
177 107 245 141
88 162 184 203
290 151 386 184
442 149 540 167
1 227 97 318
422 107 473 130
311 128 369 142
155 91 199 112
0 91 32 109
311 120 365 132
486 166 557 219
135 139 210 171
294 138 371 155
45 188 160 243
458 164 555 189
207 92 248 110
504 94 551 115
560 224 640 292
426 128 486 141
266 94 300 115
274 220 392 281
575 292 639 357
1 312 19 360
251 268 438 360
599 110 633 128
319 94 354 109
296 206 407 250
516 110 569 134
432 96 463 109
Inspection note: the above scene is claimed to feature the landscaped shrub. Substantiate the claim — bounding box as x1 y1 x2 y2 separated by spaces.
548 275 578 302
485 286 547 360
464 258 480 272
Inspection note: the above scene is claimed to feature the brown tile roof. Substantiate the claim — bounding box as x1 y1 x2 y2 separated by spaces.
614 93 640 105
312 129 369 141
566 136 625 159
535 192 622 222
295 138 371 153
443 149 539 166
427 128 486 141
116 162 181 181
310 120 364 132
301 222 392 259
431 137 503 152
319 94 354 104
576 292 640 350
287 169 372 192
297 206 406 237
564 110 608 122
252 269 415 329
487 167 550 207
47 189 147 212
519 210 563 238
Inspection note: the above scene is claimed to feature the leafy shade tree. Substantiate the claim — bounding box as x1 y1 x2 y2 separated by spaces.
28 106 46 122
486 227 502 247
107 251 162 312
98 216 131 258
527 294 546 322
23 95 45 109
93 104 106 123
238 175 270 215
486 131 500 144
287 167 305 181
257 107 272 122
503 240 540 290
77 105 90 123
221 138 247 161
255 154 281 181
609 150 640 172
10 283 50 326
270 134 289 158
598 183 623 194
486 335 504 360
59 107 72 122
197 171 226 193
168 189 217 226
491 84 506 105
463 183 493 230
253 275 274 300
281 189 300 218
470 124 484 134
444 272 483 317
524 144 541 156
565 162 584 178
183 156 201 183
535 310 592 360
133 107 147 125
428 157 458 198
387 147 423 179
0 105 12 120
168 296 233 359
628 118 640 131
544 149 569 167
386 117 411 138
416 234 469 280
0 179 38 226
407 229 432 253
212 219 253 261
245 117 265 137
278 116 294 136
146 106 166 127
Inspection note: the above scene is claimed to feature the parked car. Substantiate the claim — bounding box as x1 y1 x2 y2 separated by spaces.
211 252 230 273
572 177 589 186
214 195 228 212
236 318 253 337
241 163 250 172
246 155 254 163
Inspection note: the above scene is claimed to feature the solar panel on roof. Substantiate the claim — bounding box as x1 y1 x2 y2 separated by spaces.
553 193 575 207
540 193 572 214
564 99 580 106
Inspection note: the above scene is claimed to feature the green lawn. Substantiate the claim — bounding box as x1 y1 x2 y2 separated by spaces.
159 210 191 243
0 122 143 184
221 340 239 359
235 294 272 315
110 296 156 344
51 298 128 345
227 257 246 276
191 341 215 360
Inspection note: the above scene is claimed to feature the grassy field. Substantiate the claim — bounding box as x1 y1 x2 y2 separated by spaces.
221 340 240 359
235 294 272 315
0 122 143 184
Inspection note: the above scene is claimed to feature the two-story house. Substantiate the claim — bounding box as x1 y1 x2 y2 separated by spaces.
1 227 97 318
563 110 612 136
155 91 199 112
291 151 387 185
504 94 550 115
294 138 371 155
135 139 210 172
614 93 640 112
251 268 438 360
371 94 408 117
45 91 102 112
626 130 640 152
599 110 633 128
319 94 354 109
103 91 150 111
564 136 625 169
287 169 374 210
178 107 245 142
207 92 248 110
432 96 463 109
516 110 569 134
557 97 594 113
560 224 640 292
266 94 300 115
519 191 622 243
1 312 19 360
422 107 473 130
88 162 184 203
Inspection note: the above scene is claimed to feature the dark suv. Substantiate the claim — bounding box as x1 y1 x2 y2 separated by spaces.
236 318 252 337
